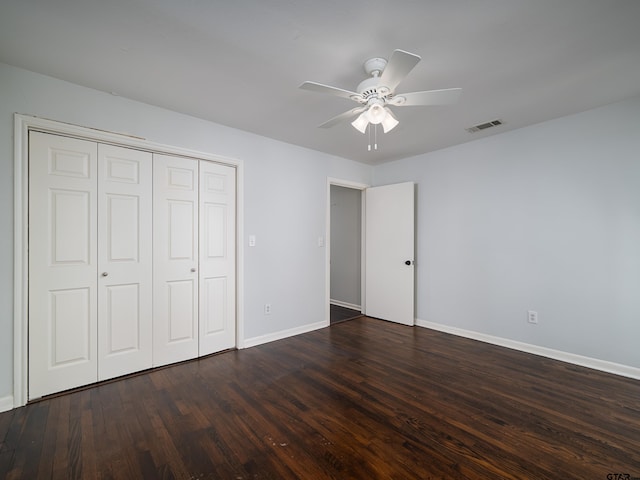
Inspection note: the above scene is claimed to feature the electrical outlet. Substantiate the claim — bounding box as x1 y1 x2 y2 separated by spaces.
527 310 538 324
264 304 271 315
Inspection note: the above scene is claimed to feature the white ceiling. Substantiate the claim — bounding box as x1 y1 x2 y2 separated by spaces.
2 0 640 165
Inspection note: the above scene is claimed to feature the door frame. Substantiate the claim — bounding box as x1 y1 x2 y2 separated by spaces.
13 113 244 408
325 177 369 325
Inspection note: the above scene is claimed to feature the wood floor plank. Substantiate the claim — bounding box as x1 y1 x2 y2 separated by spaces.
330 304 362 325
2 317 640 479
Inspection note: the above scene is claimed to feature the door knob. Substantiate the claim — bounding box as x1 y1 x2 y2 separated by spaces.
101 272 109 277
190 267 197 272
404 260 412 266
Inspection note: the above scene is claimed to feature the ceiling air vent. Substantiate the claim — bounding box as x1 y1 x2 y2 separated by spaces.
466 119 503 133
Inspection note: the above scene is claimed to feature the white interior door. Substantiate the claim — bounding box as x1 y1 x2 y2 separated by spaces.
199 161 236 355
364 182 415 325
29 132 99 399
153 153 199 366
97 144 153 380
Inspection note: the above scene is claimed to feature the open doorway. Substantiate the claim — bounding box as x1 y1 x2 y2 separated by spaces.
329 183 365 324
326 178 415 326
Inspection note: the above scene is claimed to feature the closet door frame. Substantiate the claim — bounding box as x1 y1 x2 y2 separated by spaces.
13 114 245 408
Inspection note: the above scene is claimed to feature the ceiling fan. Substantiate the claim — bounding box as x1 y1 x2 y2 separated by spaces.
300 49 461 134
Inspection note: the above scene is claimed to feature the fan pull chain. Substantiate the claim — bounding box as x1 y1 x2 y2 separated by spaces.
374 124 378 150
366 124 380 152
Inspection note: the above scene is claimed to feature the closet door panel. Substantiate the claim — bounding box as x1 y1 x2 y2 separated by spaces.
29 132 98 399
153 154 199 366
199 162 236 355
105 283 141 350
202 277 227 337
48 288 91 363
167 279 196 340
169 200 196 258
97 144 153 380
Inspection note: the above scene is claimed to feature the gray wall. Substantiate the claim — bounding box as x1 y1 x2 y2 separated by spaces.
0 62 372 403
3 60 639 406
330 185 362 308
374 96 640 369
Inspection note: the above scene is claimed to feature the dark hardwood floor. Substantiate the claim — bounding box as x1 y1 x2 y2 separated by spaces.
2 317 640 479
330 304 362 324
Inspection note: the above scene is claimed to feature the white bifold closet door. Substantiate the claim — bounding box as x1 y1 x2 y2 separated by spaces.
153 154 236 366
152 154 200 366
29 133 153 398
97 144 153 381
29 132 99 399
198 160 236 355
29 133 236 399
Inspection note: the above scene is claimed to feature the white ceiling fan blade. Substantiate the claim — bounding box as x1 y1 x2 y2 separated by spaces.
319 107 367 128
391 88 462 106
299 81 364 102
379 50 421 92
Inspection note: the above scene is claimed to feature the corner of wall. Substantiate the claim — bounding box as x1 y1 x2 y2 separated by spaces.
0 394 14 413
416 319 640 381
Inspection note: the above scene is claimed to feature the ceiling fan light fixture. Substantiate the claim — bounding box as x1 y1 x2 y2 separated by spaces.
381 108 399 133
351 112 369 134
366 102 386 124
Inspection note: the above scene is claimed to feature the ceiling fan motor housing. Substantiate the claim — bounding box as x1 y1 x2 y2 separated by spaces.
357 57 392 101
356 76 381 98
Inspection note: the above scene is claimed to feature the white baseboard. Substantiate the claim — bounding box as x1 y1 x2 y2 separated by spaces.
0 395 14 413
416 319 640 381
330 299 362 311
242 320 327 349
